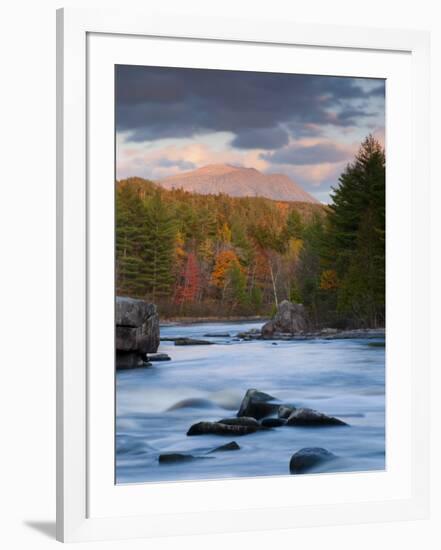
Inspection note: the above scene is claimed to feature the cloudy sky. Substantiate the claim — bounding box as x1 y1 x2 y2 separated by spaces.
116 65 385 203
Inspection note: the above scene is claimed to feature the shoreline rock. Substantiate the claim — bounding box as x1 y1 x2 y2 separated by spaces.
174 337 214 346
147 353 171 362
116 296 159 369
234 327 385 342
262 300 308 338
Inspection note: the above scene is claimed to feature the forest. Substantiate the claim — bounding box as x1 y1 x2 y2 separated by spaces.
116 136 385 328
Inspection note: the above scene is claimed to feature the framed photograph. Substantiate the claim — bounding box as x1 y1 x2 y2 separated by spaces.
56 8 430 543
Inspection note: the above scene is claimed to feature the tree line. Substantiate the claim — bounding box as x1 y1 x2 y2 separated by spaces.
116 135 385 327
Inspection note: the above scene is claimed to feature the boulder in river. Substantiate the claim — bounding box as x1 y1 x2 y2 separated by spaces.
286 408 347 426
218 417 262 428
261 417 287 428
209 441 241 452
289 447 336 474
237 388 279 419
116 296 159 369
174 337 214 346
147 353 171 362
159 453 198 464
203 332 231 338
278 405 296 419
187 421 261 436
261 300 308 338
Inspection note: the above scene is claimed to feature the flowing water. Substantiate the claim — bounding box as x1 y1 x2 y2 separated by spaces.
116 321 385 484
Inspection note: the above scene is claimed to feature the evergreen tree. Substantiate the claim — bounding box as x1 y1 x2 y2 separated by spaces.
115 186 147 297
325 135 385 326
140 192 177 301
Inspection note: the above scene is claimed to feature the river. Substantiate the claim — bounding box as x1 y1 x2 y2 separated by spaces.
116 321 385 484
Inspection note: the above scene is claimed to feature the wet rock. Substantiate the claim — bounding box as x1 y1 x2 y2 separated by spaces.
187 421 260 436
147 353 171 362
116 353 152 369
116 297 159 369
289 447 336 474
209 441 241 452
166 397 216 411
261 300 308 338
203 332 231 337
237 388 279 420
286 408 347 426
218 417 261 428
237 329 261 340
261 417 286 428
278 405 296 419
159 453 197 464
174 338 214 346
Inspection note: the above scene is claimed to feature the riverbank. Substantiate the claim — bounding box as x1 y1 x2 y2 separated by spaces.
160 315 269 325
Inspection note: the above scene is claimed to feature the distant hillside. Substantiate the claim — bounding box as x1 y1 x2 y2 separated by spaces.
116 177 327 222
156 163 320 204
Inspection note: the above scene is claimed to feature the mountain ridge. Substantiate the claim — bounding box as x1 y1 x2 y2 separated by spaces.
156 164 320 204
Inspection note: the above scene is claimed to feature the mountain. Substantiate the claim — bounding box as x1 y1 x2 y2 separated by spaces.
156 164 320 203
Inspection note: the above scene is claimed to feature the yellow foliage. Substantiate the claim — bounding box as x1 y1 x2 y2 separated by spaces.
320 269 339 290
174 231 186 262
286 238 303 261
218 222 232 244
211 249 241 288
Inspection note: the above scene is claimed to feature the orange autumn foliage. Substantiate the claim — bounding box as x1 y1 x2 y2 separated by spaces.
210 249 241 289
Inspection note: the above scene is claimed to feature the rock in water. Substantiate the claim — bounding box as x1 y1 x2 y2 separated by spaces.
115 296 159 369
209 441 241 452
147 353 171 362
237 388 279 419
187 421 260 436
261 300 308 338
159 453 197 464
278 405 296 419
286 408 347 426
261 417 286 428
174 338 214 346
217 417 261 428
289 447 336 474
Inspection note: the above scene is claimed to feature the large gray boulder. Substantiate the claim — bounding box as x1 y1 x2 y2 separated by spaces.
261 300 308 338
116 296 159 369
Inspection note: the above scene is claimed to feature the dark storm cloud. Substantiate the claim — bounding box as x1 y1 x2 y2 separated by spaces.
231 126 290 149
262 142 352 165
116 65 384 147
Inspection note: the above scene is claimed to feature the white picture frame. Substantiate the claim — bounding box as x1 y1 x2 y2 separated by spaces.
56 7 430 543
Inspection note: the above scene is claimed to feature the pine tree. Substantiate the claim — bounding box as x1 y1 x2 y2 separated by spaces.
115 186 147 297
325 135 385 326
140 192 177 301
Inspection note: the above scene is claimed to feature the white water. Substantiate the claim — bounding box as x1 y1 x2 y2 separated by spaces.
116 321 385 484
